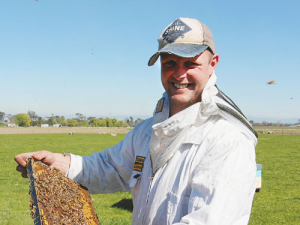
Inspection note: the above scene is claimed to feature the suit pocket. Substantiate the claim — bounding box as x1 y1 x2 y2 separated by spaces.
167 191 189 224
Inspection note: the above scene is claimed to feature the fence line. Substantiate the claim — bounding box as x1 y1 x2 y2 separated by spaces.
255 129 300 135
1 127 299 135
0 127 131 135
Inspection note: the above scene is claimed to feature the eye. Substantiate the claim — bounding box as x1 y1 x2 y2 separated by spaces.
162 60 176 68
185 61 199 68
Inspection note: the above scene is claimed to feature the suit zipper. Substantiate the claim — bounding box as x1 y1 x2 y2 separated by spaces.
141 153 156 224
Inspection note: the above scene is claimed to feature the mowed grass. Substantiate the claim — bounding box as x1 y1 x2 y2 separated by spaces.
0 133 132 225
250 134 300 225
0 133 299 224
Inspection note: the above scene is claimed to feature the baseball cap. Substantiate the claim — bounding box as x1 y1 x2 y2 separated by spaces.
148 17 215 66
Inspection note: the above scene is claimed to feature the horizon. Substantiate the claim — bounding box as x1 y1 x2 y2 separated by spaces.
2 111 299 124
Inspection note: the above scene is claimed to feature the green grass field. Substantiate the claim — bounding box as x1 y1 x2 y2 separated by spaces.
250 134 300 224
0 133 299 224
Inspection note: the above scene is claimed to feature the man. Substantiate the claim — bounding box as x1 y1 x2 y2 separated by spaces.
15 17 258 224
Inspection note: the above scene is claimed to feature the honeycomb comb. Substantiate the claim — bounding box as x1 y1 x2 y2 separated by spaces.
26 157 100 224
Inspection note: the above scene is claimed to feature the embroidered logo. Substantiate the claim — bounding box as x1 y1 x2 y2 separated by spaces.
155 98 165 114
162 19 192 43
133 156 146 172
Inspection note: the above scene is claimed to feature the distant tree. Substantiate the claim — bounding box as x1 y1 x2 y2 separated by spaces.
105 117 113 127
122 117 142 126
88 117 95 123
47 117 56 126
78 120 89 127
55 116 66 125
0 111 5 122
90 118 100 127
111 118 118 127
75 113 86 121
30 121 40 127
253 122 261 126
61 120 68 126
6 114 13 122
89 118 106 127
117 120 129 127
128 122 135 127
28 111 40 126
14 113 31 127
135 118 143 124
66 119 78 127
27 110 38 121
99 119 107 127
37 117 44 125
125 117 136 127
45 114 58 126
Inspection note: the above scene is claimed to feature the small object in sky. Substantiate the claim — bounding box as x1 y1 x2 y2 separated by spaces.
267 80 276 85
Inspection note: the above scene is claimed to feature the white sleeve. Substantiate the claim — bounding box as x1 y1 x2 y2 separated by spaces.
66 129 136 194
175 132 256 225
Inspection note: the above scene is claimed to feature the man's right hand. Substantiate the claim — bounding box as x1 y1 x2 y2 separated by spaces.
14 150 71 178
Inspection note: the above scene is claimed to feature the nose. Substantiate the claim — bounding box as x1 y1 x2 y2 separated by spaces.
173 65 187 80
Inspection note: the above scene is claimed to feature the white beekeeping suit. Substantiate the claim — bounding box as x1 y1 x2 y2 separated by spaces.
67 73 257 225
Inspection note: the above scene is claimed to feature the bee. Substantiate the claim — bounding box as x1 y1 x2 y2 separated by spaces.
267 80 276 85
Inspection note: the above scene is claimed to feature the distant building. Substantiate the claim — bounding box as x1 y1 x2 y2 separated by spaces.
7 123 17 127
41 124 50 128
53 124 62 128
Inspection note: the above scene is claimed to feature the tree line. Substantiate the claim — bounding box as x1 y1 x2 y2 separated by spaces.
0 111 143 128
1 110 299 128
250 120 300 127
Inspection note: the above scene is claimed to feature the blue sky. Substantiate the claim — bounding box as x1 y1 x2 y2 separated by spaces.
1 0 299 123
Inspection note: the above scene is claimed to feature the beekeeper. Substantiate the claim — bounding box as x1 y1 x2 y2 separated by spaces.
15 17 258 225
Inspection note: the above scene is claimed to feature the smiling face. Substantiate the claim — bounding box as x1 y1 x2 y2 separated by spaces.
160 50 219 116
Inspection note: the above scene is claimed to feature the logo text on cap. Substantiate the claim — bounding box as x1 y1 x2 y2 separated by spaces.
162 19 192 43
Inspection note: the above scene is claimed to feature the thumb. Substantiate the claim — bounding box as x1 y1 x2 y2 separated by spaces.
14 152 36 167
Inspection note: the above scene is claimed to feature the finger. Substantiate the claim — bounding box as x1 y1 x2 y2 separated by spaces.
32 150 50 161
21 172 28 178
16 165 28 178
32 150 53 166
14 152 35 167
16 165 27 174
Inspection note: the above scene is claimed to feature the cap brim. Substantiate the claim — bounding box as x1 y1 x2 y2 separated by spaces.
148 43 208 66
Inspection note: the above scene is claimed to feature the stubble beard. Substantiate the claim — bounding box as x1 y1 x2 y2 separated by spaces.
168 93 200 117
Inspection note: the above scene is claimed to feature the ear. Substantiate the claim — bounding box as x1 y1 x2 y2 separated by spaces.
209 54 219 76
